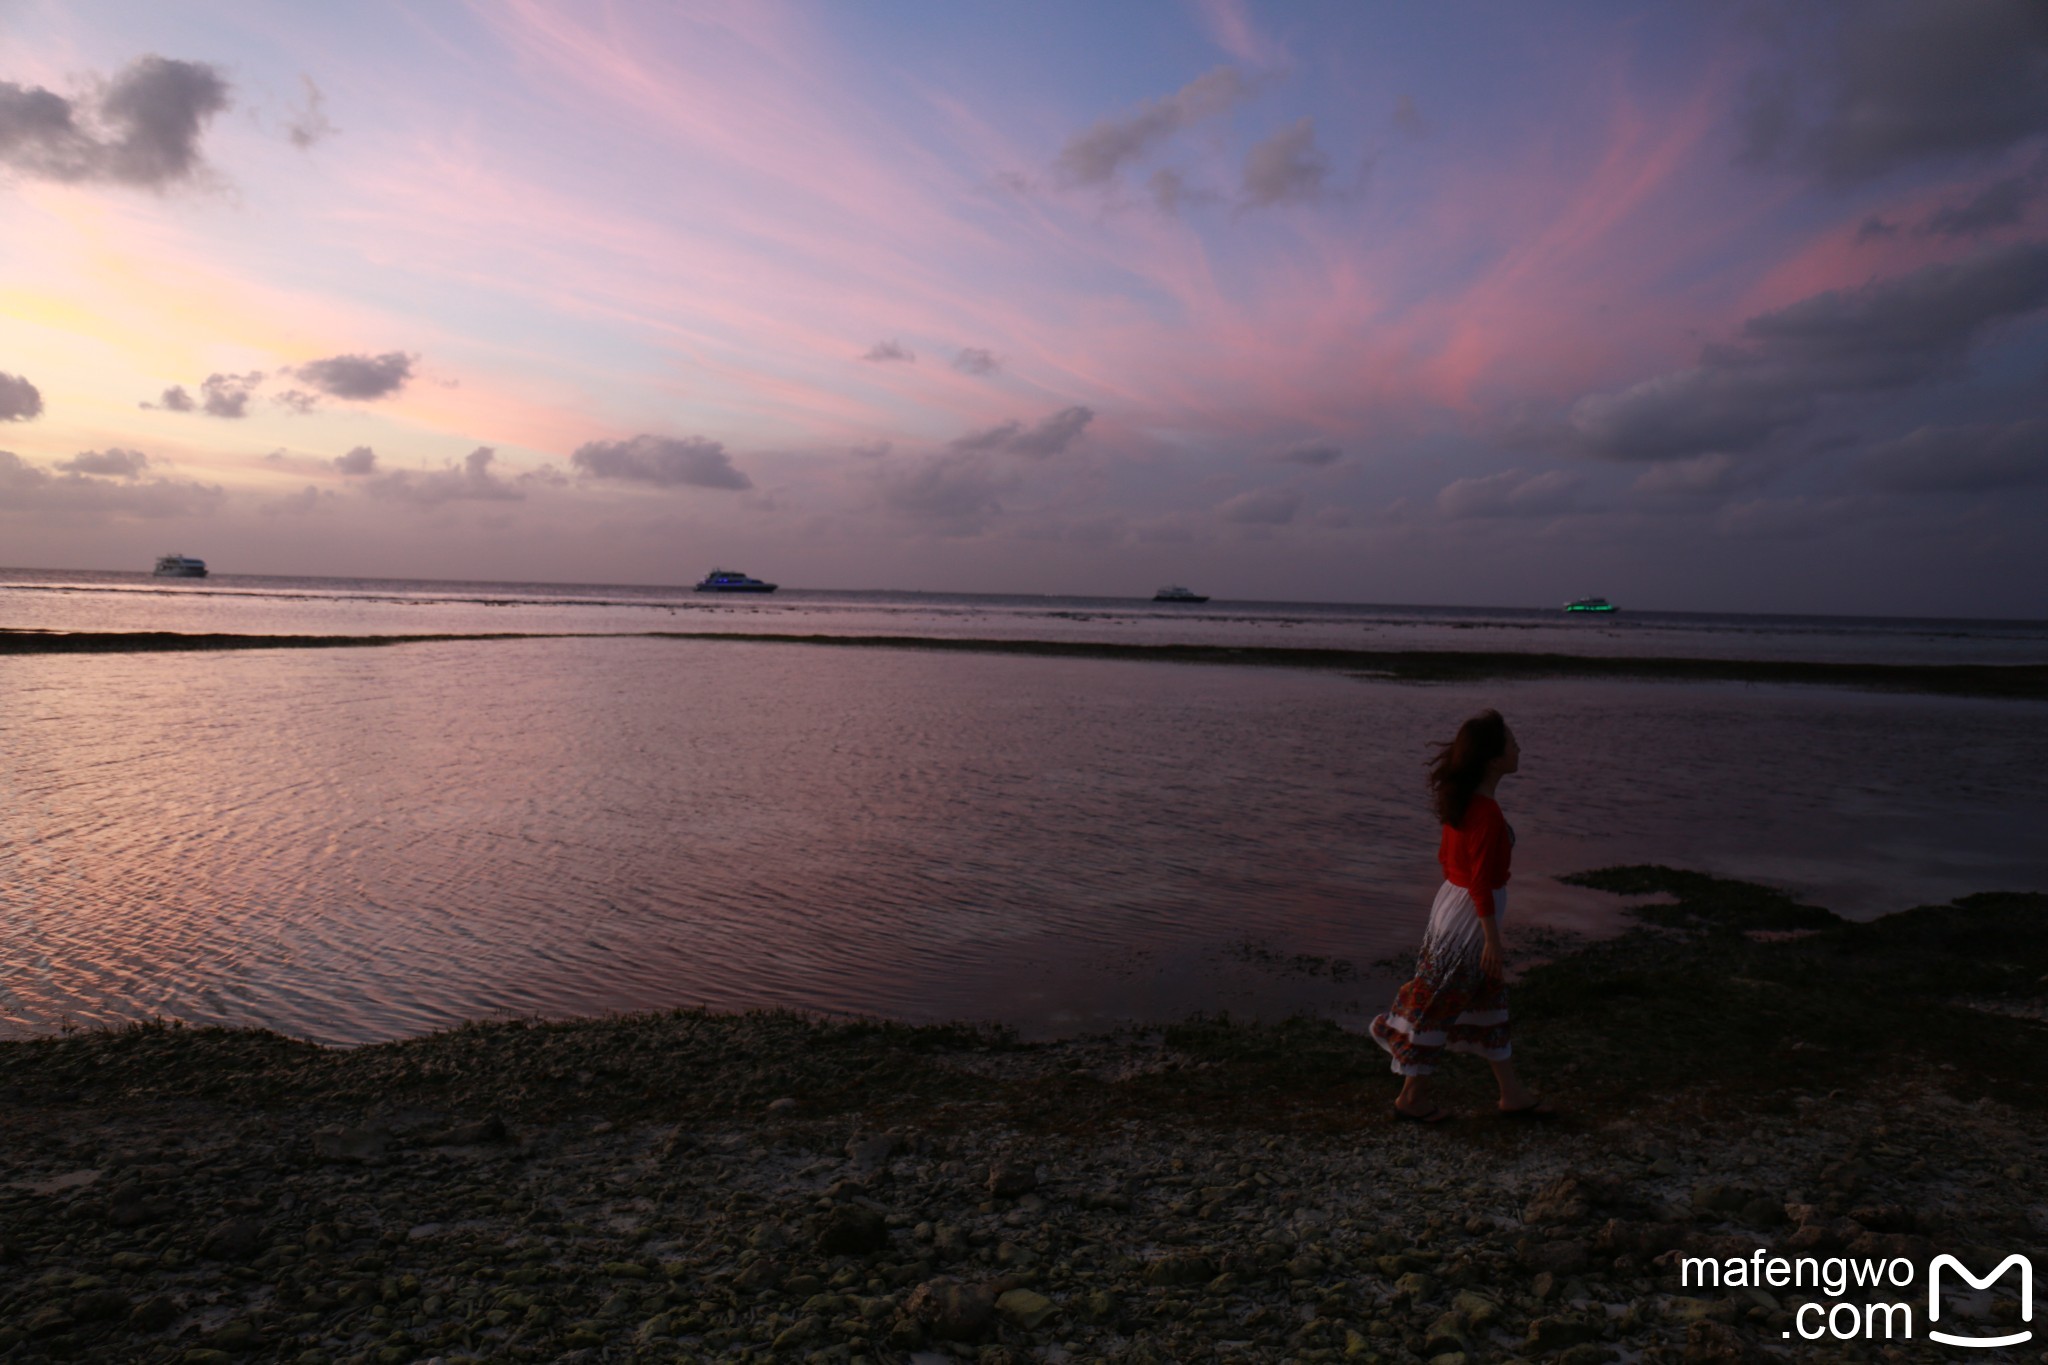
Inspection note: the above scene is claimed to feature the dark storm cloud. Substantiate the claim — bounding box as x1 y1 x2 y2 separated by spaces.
947 406 1093 458
0 56 229 189
1242 118 1330 205
292 352 415 401
0 449 223 517
1217 488 1300 525
1567 240 2048 461
1436 469 1585 521
57 448 149 478
1265 439 1343 467
1739 1 2048 186
1055 67 1253 188
952 347 1001 376
1858 419 2048 491
365 447 522 506
876 453 1011 526
334 445 377 476
0 371 42 421
1921 171 2042 238
570 434 752 490
141 384 195 412
861 339 915 363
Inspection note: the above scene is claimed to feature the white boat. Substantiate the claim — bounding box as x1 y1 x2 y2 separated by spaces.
153 554 208 578
695 568 777 593
1563 595 1616 613
1153 585 1209 603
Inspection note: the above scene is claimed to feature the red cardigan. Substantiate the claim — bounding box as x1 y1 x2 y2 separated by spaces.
1439 793 1512 918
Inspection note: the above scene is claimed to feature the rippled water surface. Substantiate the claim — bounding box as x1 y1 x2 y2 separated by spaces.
6 621 2046 1043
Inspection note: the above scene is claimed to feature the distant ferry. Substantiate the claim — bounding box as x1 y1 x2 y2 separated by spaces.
695 568 777 593
1563 595 1616 613
1153 585 1209 603
153 554 208 578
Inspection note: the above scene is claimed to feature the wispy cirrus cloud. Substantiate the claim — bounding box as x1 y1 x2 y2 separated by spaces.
1054 66 1255 189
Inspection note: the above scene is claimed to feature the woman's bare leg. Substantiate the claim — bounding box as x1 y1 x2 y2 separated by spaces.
1488 1058 1538 1110
1394 1074 1434 1116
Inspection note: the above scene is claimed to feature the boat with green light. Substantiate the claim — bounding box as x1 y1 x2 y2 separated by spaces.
1563 596 1617 613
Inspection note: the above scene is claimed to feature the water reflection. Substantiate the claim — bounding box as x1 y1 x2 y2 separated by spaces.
3 637 2045 1043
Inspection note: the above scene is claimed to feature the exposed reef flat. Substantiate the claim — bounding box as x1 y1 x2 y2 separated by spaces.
6 627 2047 699
3 870 2044 1362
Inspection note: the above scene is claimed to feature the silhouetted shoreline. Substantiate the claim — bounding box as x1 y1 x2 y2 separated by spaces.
6 627 2047 699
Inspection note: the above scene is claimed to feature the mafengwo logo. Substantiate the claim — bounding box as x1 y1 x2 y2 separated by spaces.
1927 1253 2032 1349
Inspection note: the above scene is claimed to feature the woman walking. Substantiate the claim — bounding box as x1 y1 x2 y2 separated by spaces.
1369 709 1554 1122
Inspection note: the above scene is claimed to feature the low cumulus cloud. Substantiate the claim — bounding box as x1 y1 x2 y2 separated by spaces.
1566 240 2048 461
364 447 522 507
875 453 1012 530
0 449 224 517
1858 418 2048 491
1056 67 1254 188
141 384 195 412
861 340 915 363
261 484 333 516
0 56 229 190
952 347 1001 376
1629 452 1776 500
334 445 378 476
1437 468 1586 520
0 371 42 421
195 372 263 418
571 434 752 490
947 406 1094 458
292 351 414 402
1218 487 1301 525
1739 1 2048 186
1265 439 1343 467
57 448 150 478
1713 494 1865 541
1243 118 1330 205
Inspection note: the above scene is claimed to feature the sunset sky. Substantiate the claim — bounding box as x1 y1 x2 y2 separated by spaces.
3 1 2045 613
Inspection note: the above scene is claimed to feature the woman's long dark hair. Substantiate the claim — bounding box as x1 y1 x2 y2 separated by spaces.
1428 709 1508 828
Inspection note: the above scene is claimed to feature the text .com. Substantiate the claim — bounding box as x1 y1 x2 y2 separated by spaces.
1681 1250 2033 1347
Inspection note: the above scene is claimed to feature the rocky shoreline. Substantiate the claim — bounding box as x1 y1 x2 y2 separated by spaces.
3 867 2044 1364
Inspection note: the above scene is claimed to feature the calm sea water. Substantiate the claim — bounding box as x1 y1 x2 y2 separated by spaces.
4 570 2046 1044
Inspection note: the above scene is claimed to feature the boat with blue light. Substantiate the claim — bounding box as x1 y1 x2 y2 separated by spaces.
695 568 778 593
1153 585 1209 603
153 554 209 578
